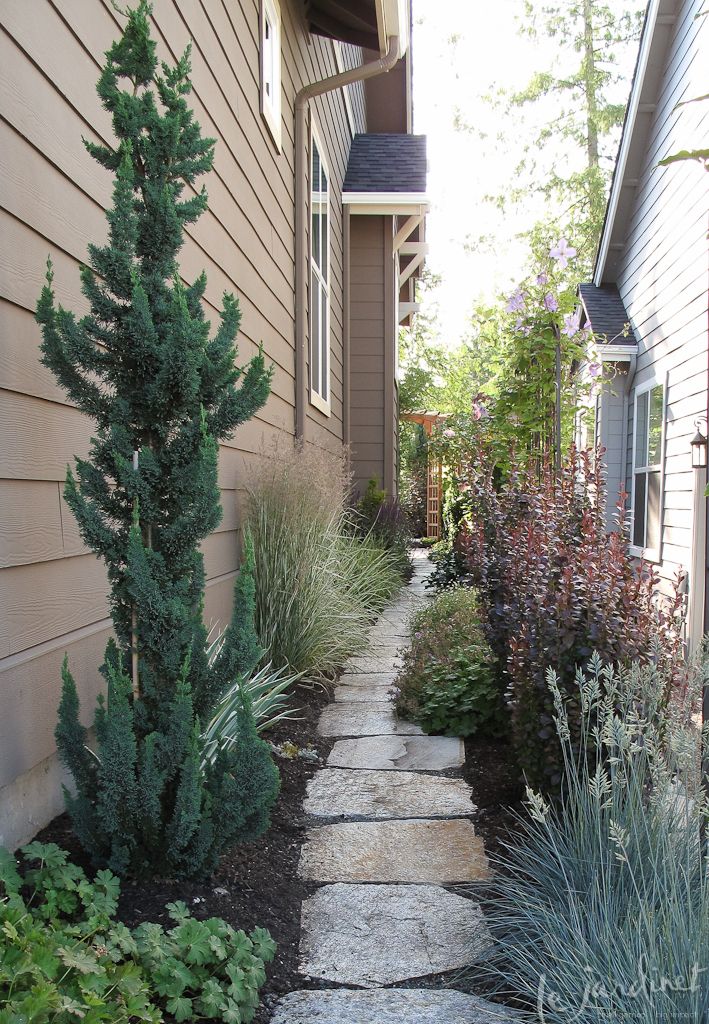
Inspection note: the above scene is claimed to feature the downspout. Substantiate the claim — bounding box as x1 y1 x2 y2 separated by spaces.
295 35 402 441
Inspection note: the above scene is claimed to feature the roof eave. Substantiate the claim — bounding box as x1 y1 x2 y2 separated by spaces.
342 191 429 214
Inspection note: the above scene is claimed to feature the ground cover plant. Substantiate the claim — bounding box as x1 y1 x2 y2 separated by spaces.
247 444 403 678
0 842 274 1023
478 653 709 1022
393 587 502 737
35 2 278 878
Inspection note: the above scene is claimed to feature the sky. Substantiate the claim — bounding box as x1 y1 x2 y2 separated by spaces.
410 0 639 347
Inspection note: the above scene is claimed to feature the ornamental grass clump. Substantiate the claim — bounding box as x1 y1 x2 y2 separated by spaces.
393 587 502 737
246 444 403 677
35 2 278 878
479 653 709 1023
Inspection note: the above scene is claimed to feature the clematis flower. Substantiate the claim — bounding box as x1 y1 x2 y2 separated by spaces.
506 288 526 313
536 272 549 286
549 238 577 269
563 310 581 337
544 292 559 312
515 317 524 332
443 428 455 438
472 401 489 421
588 361 602 378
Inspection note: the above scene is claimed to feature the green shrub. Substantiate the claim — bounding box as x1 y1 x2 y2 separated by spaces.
478 654 709 1022
0 843 274 1024
355 478 412 577
247 445 403 677
426 538 469 591
393 588 502 736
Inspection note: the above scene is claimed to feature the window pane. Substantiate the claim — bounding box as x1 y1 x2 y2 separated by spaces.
311 271 320 393
321 207 328 281
633 473 646 547
321 288 328 400
634 391 648 468
312 142 320 190
321 166 328 195
646 470 661 551
312 209 320 268
648 385 663 465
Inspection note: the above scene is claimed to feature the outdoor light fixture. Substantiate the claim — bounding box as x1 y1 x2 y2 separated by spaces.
691 425 707 469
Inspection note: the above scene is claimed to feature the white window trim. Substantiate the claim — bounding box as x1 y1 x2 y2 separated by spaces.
259 0 282 151
309 122 331 417
629 377 666 563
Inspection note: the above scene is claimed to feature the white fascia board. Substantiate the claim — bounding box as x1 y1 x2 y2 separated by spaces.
343 192 429 215
594 0 660 286
598 344 638 361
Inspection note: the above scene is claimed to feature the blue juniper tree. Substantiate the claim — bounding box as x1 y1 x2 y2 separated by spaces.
35 1 278 878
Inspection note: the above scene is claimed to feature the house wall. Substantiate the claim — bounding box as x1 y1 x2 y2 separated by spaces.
598 364 628 520
349 213 398 497
616 0 709 598
0 0 363 849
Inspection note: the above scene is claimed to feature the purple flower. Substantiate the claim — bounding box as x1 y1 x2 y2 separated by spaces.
515 317 524 332
472 401 489 421
443 428 455 438
549 238 577 269
588 361 602 378
536 272 549 286
544 292 559 312
563 310 581 338
506 288 526 314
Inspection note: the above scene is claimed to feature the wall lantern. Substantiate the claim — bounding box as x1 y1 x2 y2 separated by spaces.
691 426 707 469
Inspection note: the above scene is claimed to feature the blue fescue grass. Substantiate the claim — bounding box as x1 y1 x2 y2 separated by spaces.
477 652 709 1023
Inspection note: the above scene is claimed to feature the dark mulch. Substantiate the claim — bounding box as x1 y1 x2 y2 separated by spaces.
463 733 524 860
35 681 334 1024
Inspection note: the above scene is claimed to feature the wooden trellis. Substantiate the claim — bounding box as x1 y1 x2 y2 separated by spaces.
402 410 448 540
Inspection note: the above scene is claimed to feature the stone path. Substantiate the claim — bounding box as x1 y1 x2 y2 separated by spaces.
270 551 517 1023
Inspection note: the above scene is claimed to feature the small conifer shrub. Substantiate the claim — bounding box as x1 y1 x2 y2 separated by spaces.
35 2 277 878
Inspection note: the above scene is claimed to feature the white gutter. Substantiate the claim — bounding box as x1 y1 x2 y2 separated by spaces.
594 0 660 286
343 191 429 206
598 343 638 361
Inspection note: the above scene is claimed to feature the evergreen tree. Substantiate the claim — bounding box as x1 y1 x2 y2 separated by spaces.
36 1 278 878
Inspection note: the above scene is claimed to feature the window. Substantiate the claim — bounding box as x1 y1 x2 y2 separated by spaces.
260 0 281 148
310 131 330 414
631 382 664 557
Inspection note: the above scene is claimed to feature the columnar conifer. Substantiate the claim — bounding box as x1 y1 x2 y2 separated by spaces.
36 1 278 878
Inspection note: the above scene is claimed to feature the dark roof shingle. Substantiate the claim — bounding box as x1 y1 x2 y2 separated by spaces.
343 133 427 194
579 283 637 345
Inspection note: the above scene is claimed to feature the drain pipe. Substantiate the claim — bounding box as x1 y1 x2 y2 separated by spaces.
295 35 402 441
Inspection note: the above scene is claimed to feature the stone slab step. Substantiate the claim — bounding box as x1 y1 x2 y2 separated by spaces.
334 684 393 703
327 735 465 771
343 656 401 674
271 989 519 1023
317 703 422 738
298 819 488 883
337 671 398 687
298 883 490 987
304 769 475 821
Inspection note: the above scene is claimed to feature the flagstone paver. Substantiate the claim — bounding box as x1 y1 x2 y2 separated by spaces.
335 670 398 686
333 683 393 702
271 990 519 1023
298 883 491 987
271 551 502 1023
317 703 422 737
343 656 402 674
299 819 488 883
304 769 475 820
327 734 465 770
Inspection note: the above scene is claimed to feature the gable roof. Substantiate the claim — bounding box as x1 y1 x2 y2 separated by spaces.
594 0 679 285
343 133 427 194
578 283 637 344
